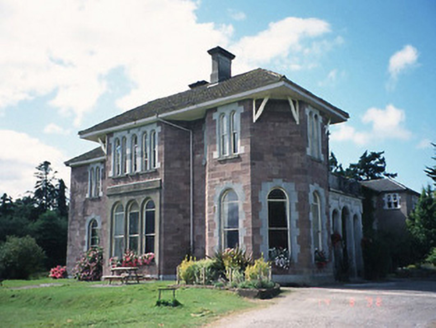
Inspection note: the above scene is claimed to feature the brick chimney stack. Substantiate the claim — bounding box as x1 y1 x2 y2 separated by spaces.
207 46 236 83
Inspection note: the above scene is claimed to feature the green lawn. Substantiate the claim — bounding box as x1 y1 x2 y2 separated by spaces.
0 279 258 327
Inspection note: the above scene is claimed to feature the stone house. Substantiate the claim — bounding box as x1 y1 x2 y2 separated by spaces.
360 178 420 237
65 46 364 284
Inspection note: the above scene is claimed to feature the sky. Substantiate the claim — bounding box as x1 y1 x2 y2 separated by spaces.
1 0 435 199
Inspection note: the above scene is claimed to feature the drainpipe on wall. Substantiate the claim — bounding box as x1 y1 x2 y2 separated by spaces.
157 117 194 255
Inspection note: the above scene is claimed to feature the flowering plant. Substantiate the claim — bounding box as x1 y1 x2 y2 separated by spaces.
110 250 155 268
73 247 103 281
49 265 67 279
314 250 328 269
269 247 290 270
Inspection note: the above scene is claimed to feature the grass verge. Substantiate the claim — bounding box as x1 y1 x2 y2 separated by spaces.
0 279 258 327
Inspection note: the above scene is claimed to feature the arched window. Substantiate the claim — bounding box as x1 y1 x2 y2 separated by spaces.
95 166 101 197
131 134 138 173
115 138 121 176
144 200 156 253
112 204 125 258
268 189 289 251
221 190 239 249
128 202 140 253
219 114 228 156
89 168 94 197
87 219 99 249
230 111 238 154
122 137 127 174
150 130 157 169
143 132 148 171
311 192 322 251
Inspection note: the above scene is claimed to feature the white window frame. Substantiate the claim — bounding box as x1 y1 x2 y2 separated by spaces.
267 188 290 254
306 107 323 161
384 193 401 209
88 163 103 198
213 103 244 159
143 199 156 254
311 191 322 251
127 202 140 253
110 124 160 177
112 204 125 258
221 189 240 249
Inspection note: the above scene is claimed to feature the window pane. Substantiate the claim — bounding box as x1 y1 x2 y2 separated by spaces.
114 237 124 258
225 230 238 249
145 211 155 235
145 236 155 253
268 189 286 200
269 230 288 250
128 236 139 252
129 212 139 234
114 214 124 235
226 202 238 228
268 201 287 228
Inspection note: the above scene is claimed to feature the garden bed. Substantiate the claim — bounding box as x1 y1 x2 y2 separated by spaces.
236 283 281 299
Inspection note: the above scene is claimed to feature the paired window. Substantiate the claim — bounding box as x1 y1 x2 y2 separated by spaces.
112 127 158 177
311 192 322 251
111 200 156 258
88 164 103 198
385 193 400 209
307 109 322 160
217 109 240 157
87 219 100 249
267 189 289 252
221 190 239 249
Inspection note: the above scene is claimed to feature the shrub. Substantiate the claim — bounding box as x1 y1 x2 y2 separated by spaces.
73 247 103 281
0 235 45 279
245 256 270 281
425 248 436 266
194 258 219 285
221 247 252 281
49 265 68 279
238 280 275 289
178 256 198 284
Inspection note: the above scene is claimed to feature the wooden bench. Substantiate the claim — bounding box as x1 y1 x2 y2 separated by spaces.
157 287 177 301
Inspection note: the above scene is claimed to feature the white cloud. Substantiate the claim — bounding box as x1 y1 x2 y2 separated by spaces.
331 104 412 146
0 130 69 199
387 45 418 89
228 9 246 21
231 17 334 73
0 1 340 126
417 138 432 149
43 123 71 135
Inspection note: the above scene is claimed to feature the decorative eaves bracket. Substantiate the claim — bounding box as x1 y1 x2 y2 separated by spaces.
253 97 270 122
98 137 107 155
287 97 299 125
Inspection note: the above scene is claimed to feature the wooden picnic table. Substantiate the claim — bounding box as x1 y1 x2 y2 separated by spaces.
103 266 143 284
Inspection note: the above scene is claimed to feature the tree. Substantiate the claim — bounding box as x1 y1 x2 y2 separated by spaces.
331 151 397 181
424 143 436 186
56 179 68 218
34 161 57 211
406 186 436 260
0 193 13 217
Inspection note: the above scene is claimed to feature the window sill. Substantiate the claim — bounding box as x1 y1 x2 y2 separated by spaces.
308 155 323 163
218 154 241 163
111 169 157 179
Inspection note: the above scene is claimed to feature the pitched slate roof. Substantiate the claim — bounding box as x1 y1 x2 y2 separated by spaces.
360 178 419 195
65 147 105 166
79 68 348 139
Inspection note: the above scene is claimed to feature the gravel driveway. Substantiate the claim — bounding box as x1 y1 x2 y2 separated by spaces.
208 280 436 328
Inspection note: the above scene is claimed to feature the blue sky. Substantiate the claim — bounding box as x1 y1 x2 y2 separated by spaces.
0 0 435 198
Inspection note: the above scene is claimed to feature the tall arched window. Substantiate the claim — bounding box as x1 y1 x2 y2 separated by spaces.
144 200 156 253
128 202 140 253
219 114 228 156
221 190 239 249
311 192 322 251
87 219 99 249
115 138 121 175
268 189 289 251
112 204 125 258
95 166 101 197
89 168 94 197
150 130 157 169
122 137 127 174
230 111 238 154
313 114 320 158
143 132 148 171
131 134 138 173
